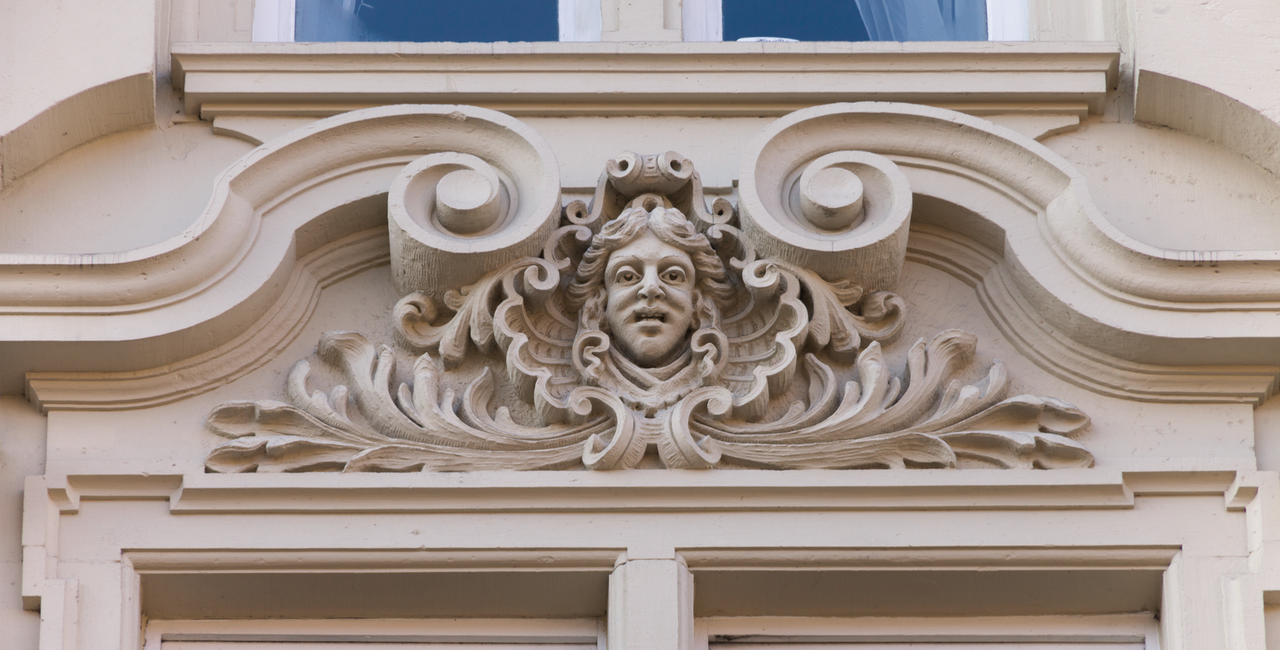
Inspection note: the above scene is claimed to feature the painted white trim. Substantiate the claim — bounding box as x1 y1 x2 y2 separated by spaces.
702 614 1159 648
145 618 604 649
987 0 1030 41
257 0 1025 44
560 0 603 41
683 0 723 42
251 0 296 42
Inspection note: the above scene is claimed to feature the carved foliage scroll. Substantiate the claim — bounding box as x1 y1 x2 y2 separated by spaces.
207 148 1094 473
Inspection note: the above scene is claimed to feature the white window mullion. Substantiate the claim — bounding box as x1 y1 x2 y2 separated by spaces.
987 0 1029 41
560 0 603 41
683 0 723 42
252 0 296 42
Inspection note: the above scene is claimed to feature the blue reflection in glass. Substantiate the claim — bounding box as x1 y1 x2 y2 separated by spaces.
724 0 871 42
724 0 987 42
296 0 558 43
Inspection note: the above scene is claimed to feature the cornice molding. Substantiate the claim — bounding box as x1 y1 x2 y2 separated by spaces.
28 469 1256 515
9 102 1280 408
24 228 391 412
907 224 1279 405
31 225 1273 413
170 41 1119 119
0 104 556 393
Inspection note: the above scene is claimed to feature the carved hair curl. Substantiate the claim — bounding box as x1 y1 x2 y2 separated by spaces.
565 205 735 318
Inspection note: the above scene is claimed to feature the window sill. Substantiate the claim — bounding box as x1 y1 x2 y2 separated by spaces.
171 41 1119 121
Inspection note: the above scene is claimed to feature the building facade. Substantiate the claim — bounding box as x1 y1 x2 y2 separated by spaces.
4 1 1280 648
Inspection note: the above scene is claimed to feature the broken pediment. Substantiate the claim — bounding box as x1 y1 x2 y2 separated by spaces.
16 102 1278 474
206 145 1094 473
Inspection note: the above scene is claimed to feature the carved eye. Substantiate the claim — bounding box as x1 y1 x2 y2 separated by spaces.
664 268 686 284
616 268 638 284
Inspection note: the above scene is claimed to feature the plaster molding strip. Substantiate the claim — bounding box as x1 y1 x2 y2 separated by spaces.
143 618 603 646
908 225 1280 405
679 546 1181 570
162 470 1136 513
171 41 1119 119
0 73 155 191
195 101 1095 121
10 102 1280 402
126 548 623 572
702 614 1158 645
25 227 391 413
30 470 1248 515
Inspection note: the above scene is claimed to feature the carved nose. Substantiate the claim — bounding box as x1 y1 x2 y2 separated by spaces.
638 274 664 301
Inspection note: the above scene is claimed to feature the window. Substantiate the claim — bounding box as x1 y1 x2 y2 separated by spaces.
253 0 1029 43
724 0 989 42
293 0 559 43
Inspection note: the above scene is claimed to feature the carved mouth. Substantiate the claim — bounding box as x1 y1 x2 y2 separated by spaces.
634 310 667 323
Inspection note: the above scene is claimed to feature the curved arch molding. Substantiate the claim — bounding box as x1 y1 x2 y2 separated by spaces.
14 103 1280 410
0 73 155 191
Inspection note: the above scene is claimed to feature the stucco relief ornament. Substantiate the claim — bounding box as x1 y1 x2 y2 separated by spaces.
205 151 1094 472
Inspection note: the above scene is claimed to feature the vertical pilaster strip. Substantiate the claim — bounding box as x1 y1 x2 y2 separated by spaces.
22 476 82 650
1164 551 1266 650
608 552 695 649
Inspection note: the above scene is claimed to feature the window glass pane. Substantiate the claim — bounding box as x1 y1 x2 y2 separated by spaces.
723 0 870 42
723 0 989 42
294 0 558 42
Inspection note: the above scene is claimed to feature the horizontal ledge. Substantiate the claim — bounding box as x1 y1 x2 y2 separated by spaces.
703 614 1154 644
127 548 623 572
196 101 1095 120
41 469 1141 513
172 40 1122 67
168 469 1137 513
122 545 1178 574
172 41 1118 118
40 469 1252 515
680 546 1180 570
145 618 602 644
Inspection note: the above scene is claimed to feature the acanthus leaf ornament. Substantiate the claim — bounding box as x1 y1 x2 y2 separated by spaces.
206 149 1094 473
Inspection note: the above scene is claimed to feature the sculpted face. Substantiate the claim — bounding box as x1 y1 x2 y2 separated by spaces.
604 229 696 367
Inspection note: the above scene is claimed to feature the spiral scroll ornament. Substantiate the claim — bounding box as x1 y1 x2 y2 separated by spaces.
206 150 1094 473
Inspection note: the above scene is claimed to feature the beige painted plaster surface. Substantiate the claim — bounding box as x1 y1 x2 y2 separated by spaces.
0 397 45 649
1044 120 1280 252
525 116 771 190
4 4 1280 645
1268 605 1280 649
0 125 254 255
0 0 158 190
0 0 155 136
40 264 406 478
1257 396 1280 473
1134 1 1280 126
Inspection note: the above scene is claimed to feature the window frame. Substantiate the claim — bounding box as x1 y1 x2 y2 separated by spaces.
250 0 1028 44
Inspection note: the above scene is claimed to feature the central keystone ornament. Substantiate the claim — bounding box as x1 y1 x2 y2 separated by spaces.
205 149 1093 473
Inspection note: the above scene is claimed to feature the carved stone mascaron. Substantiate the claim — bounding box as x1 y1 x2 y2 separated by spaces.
205 147 1094 473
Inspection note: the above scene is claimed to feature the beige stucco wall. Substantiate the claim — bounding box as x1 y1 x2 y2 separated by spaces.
0 0 156 136
1134 1 1280 126
4 1 1280 649
0 398 45 649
